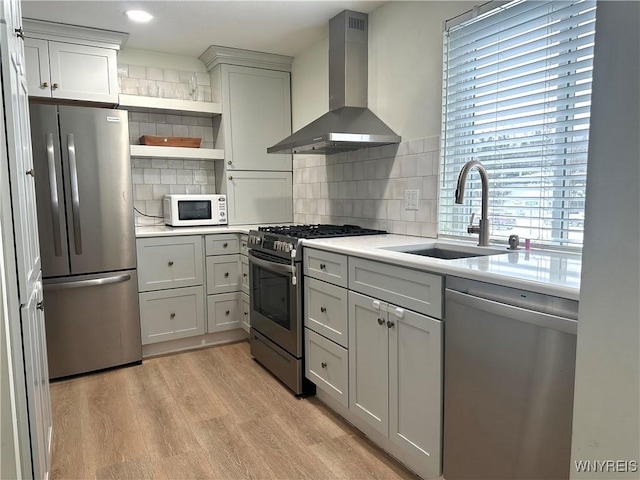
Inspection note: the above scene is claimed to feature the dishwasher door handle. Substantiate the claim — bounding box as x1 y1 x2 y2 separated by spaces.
445 289 578 335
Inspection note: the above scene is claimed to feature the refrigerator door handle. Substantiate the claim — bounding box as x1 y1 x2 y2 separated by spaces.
46 133 63 256
44 274 131 291
67 133 82 255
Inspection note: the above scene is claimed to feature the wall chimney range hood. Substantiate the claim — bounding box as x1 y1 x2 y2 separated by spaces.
267 10 401 155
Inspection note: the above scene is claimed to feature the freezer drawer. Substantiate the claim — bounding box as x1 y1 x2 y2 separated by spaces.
43 270 141 379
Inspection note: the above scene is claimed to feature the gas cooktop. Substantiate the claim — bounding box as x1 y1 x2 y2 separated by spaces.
257 224 387 239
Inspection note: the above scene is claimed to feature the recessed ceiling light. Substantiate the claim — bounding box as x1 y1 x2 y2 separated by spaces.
125 10 153 23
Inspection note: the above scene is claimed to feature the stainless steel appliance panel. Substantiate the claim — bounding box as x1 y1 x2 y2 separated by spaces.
43 270 141 379
58 106 135 275
29 104 70 277
443 282 577 480
248 250 301 357
250 329 303 394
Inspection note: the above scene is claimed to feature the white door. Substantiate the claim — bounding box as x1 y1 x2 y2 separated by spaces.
48 41 117 103
222 65 292 171
388 305 442 472
225 171 293 225
23 38 50 97
348 291 389 436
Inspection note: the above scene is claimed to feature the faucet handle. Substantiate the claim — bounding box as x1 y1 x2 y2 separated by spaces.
467 212 481 234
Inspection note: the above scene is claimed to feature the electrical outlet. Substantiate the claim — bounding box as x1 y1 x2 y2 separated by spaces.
404 189 419 210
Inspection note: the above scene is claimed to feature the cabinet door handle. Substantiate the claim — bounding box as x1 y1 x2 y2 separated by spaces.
320 306 327 313
377 317 385 326
225 310 230 316
42 82 49 88
223 242 228 248
52 83 59 89
228 176 233 181
243 273 247 277
15 27 24 39
224 272 229 278
321 362 327 369
26 168 35 177
36 301 44 311
227 160 232 165
387 320 395 328
319 263 326 270
170 312 176 319
168 260 174 266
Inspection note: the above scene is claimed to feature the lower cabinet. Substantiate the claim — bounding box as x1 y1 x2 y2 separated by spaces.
305 328 348 407
241 292 250 333
348 290 442 475
207 291 243 333
139 286 205 344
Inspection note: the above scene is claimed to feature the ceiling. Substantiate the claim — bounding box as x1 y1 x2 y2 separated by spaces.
21 1 386 58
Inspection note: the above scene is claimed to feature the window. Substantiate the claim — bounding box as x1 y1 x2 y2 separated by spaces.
439 0 596 247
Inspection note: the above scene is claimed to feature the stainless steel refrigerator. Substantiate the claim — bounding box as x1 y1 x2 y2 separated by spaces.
30 104 141 379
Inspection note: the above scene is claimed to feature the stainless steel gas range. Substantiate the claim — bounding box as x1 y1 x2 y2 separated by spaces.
247 224 386 395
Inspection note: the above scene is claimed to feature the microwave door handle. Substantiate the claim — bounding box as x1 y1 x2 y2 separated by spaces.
67 134 82 255
248 251 296 277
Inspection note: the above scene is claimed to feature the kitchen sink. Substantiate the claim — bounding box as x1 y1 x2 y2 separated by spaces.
381 243 507 260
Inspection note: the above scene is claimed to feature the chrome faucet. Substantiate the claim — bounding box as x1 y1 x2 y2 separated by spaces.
455 160 490 246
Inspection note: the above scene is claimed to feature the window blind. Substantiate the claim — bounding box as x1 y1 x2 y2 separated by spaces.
439 0 596 247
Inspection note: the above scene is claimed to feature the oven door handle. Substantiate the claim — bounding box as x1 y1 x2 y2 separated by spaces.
249 251 296 276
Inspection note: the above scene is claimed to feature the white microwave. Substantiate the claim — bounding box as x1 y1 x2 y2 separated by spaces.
163 194 227 226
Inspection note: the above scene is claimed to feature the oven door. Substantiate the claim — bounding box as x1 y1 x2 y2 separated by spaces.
249 250 301 358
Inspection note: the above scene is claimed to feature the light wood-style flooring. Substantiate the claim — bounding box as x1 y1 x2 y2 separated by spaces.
50 341 416 479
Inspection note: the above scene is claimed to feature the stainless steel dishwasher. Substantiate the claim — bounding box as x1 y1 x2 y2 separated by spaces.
443 277 579 480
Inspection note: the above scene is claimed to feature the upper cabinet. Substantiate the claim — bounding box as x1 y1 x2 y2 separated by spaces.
23 20 126 104
200 46 293 172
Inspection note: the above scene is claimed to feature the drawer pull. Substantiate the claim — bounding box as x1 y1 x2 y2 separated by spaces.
321 362 327 369
243 273 247 277
319 263 326 270
320 306 327 313
224 272 229 278
377 317 385 326
170 312 176 319
225 310 230 316
42 82 49 88
168 260 174 266
223 242 228 248
26 168 35 177
387 320 395 329
244 311 248 316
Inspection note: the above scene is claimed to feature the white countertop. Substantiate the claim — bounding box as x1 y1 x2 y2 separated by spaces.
302 235 581 300
135 224 262 237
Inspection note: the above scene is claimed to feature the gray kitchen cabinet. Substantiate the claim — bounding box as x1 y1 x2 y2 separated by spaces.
304 276 348 348
218 170 293 225
304 248 349 288
1 6 52 477
305 328 349 407
136 236 204 292
22 21 125 103
201 46 294 225
240 255 249 295
348 289 442 477
205 233 240 256
139 286 205 344
207 291 242 333
206 254 241 295
241 292 250 333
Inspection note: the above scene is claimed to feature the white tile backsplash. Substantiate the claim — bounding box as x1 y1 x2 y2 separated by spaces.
292 136 440 236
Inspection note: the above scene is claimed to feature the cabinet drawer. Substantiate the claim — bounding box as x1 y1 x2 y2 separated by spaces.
139 286 205 345
206 254 241 294
205 234 240 256
305 277 348 348
304 248 348 287
241 292 250 333
207 292 242 333
349 257 443 319
240 235 249 256
240 256 249 294
305 328 348 407
137 236 204 292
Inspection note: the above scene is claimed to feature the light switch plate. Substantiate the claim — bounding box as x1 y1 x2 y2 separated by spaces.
404 189 419 210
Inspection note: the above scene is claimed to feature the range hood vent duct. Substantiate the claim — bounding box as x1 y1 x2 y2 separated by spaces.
268 10 400 155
